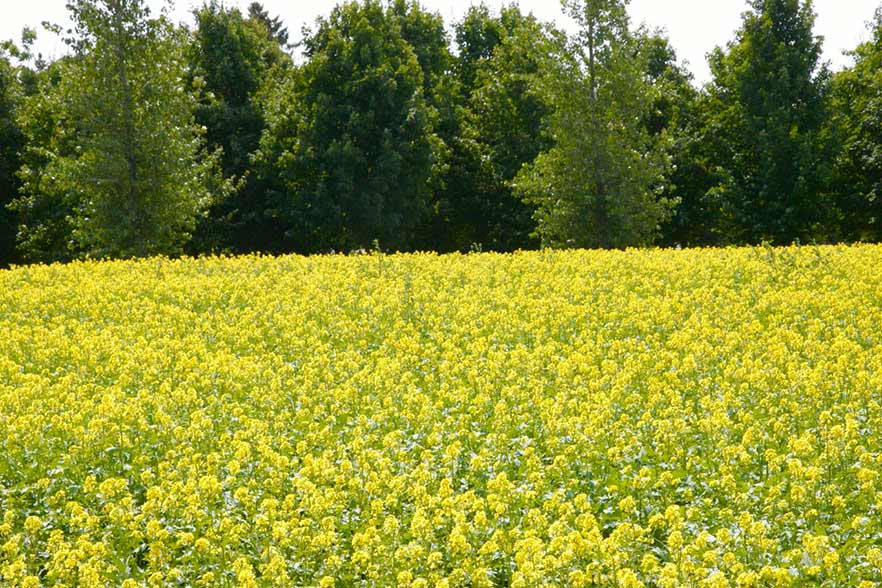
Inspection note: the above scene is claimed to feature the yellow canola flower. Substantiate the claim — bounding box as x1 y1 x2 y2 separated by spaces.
23 516 42 535
0 245 880 586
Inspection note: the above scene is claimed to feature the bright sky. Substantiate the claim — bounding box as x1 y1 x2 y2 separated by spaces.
1 0 878 84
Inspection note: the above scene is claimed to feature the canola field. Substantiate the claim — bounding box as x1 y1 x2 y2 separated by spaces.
1 245 882 588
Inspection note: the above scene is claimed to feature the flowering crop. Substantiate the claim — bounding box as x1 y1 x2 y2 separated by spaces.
2 245 882 587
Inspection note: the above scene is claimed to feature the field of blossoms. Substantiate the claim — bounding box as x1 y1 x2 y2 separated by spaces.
1 245 882 588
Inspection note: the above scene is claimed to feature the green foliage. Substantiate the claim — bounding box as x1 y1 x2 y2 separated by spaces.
14 0 225 260
453 4 532 100
0 50 25 267
255 0 441 253
831 8 882 241
11 59 81 263
388 0 458 246
3 0 882 259
187 1 291 254
438 5 554 252
390 0 451 103
704 0 834 244
640 33 725 247
515 0 673 249
247 1 290 48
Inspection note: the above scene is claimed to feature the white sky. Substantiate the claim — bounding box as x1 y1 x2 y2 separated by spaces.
1 0 878 84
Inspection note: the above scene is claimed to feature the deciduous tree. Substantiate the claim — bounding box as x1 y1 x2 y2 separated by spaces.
438 5 555 251
704 0 833 244
831 7 882 241
640 33 724 247
255 0 441 253
15 0 225 260
188 1 291 253
0 49 24 266
515 0 672 249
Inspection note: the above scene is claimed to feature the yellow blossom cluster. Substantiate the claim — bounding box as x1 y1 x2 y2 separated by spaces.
1 245 882 587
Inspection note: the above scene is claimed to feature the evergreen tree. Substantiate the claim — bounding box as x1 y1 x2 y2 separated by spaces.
515 0 672 249
705 0 833 244
248 2 290 49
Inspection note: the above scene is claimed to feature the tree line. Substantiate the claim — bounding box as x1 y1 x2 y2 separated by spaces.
0 0 880 266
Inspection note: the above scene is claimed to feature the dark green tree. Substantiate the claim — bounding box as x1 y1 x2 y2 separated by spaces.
638 33 725 247
255 0 441 253
15 0 225 260
0 48 25 267
387 0 459 248
515 0 673 249
453 4 511 100
704 0 833 244
390 0 451 102
437 5 555 251
831 7 882 241
11 52 82 263
188 1 291 253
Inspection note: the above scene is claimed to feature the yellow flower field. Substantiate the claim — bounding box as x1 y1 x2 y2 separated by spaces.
1 245 882 588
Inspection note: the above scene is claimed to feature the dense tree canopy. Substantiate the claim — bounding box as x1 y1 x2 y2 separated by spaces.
0 50 24 267
434 5 554 252
641 34 724 247
12 57 82 263
188 1 291 253
0 0 881 263
14 0 225 260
